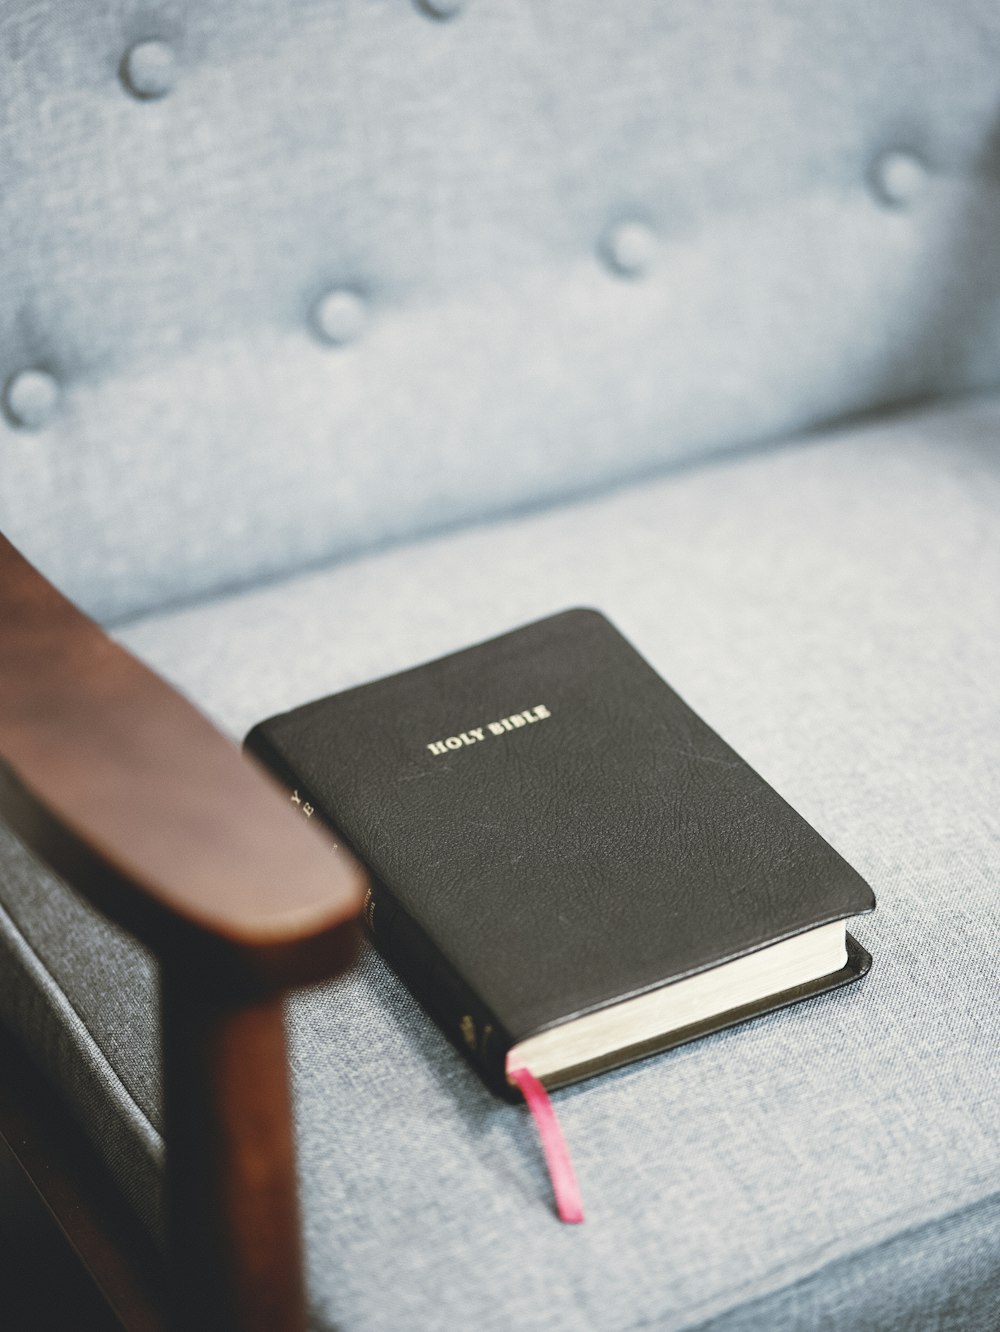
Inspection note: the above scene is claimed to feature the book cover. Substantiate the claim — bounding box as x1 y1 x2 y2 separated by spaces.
246 609 874 1099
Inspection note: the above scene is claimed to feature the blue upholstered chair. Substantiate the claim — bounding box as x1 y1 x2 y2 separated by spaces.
1 2 998 1327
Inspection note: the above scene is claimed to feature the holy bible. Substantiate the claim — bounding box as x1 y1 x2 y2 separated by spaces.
245 609 874 1101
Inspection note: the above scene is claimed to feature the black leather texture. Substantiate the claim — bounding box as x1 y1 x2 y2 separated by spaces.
246 609 875 1097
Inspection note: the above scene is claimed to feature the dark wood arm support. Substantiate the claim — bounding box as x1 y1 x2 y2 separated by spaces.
0 535 367 1331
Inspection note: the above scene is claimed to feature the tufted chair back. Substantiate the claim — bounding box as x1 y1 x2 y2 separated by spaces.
2 1 1000 624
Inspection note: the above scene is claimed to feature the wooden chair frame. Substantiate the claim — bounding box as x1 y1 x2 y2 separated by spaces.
0 534 367 1331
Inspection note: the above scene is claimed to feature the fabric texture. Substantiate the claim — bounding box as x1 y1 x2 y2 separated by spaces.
2 399 998 1329
3 1 1000 621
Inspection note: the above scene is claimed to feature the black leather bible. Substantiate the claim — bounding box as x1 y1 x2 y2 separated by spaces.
246 609 874 1100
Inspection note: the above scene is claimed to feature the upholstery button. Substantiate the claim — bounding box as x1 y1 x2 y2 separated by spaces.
870 150 927 207
417 0 467 17
2 369 60 430
601 220 657 278
121 40 177 100
312 289 367 346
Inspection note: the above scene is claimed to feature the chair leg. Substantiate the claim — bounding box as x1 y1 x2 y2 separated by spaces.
160 967 307 1332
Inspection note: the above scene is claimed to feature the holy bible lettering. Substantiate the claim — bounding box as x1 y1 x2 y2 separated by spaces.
425 704 551 756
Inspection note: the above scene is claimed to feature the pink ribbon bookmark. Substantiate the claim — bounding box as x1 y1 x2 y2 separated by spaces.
507 1059 585 1224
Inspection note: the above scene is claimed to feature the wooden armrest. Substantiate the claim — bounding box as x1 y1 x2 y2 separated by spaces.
0 534 367 1332
0 533 365 988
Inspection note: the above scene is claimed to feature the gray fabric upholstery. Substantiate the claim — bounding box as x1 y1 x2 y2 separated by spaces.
2 400 998 1329
3 2 1000 622
2 4 999 1323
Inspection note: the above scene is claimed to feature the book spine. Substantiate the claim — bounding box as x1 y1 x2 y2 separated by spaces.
363 880 515 1099
243 726 516 1100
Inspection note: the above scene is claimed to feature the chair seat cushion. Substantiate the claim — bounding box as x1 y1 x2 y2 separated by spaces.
2 396 999 1330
